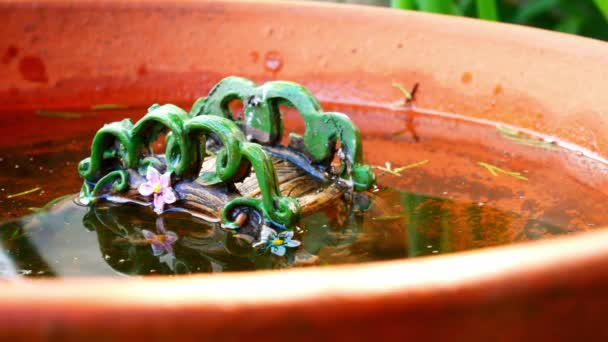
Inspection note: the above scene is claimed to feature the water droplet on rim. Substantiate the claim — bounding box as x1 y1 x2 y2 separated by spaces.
264 51 283 73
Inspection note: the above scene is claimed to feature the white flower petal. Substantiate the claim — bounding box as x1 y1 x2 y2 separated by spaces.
286 240 301 247
146 166 161 183
153 194 165 214
271 245 286 256
162 189 177 204
279 230 294 240
259 226 277 243
138 182 154 196
160 171 172 188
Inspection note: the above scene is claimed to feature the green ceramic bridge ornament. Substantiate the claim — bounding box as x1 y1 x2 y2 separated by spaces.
77 77 375 247
191 77 375 191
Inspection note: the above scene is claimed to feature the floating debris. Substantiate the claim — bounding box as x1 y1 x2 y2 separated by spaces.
392 82 419 106
41 194 71 210
371 214 406 221
6 186 41 199
91 104 129 111
394 160 428 173
497 125 557 150
26 194 72 213
373 162 402 176
478 162 528 181
10 227 22 240
373 160 428 177
36 110 85 119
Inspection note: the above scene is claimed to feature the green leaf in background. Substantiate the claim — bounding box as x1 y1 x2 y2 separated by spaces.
554 15 582 34
476 0 498 21
416 0 457 14
593 0 608 21
389 0 607 41
513 0 558 24
391 0 416 10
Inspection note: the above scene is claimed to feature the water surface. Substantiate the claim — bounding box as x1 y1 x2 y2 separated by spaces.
1 105 607 277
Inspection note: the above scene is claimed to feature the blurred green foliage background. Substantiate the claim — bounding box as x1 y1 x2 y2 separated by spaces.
319 0 608 41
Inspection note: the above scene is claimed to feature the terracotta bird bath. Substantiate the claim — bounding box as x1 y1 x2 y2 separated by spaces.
1 0 608 340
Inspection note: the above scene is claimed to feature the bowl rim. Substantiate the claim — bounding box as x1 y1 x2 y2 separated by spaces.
2 0 608 338
2 0 607 293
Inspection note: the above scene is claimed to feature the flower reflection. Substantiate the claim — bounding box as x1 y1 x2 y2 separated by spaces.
141 217 178 256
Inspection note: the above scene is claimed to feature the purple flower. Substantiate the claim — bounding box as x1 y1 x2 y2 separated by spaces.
141 218 178 256
138 166 177 214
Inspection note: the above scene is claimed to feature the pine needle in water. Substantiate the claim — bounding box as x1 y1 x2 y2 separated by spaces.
394 160 428 172
373 162 401 176
10 226 23 240
496 125 558 150
372 214 406 221
36 110 85 119
7 187 41 199
373 160 428 177
478 162 528 181
91 104 129 111
392 82 419 106
41 194 71 210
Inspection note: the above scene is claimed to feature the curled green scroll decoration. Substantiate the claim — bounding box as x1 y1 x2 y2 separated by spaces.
79 170 129 205
79 77 375 230
185 115 249 184
78 103 301 229
191 77 258 120
131 104 194 176
78 119 135 181
221 142 301 229
190 76 375 191
78 104 194 181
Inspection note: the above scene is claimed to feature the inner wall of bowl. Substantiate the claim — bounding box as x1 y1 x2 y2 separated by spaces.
2 0 608 154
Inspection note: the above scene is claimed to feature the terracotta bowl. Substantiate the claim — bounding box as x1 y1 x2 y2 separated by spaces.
2 0 608 339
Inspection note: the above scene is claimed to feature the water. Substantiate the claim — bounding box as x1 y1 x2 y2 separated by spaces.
1 104 608 277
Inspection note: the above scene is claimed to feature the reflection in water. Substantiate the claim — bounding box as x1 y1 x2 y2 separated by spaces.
85 204 261 275
0 173 589 279
0 249 18 277
0 186 578 278
1 106 608 278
